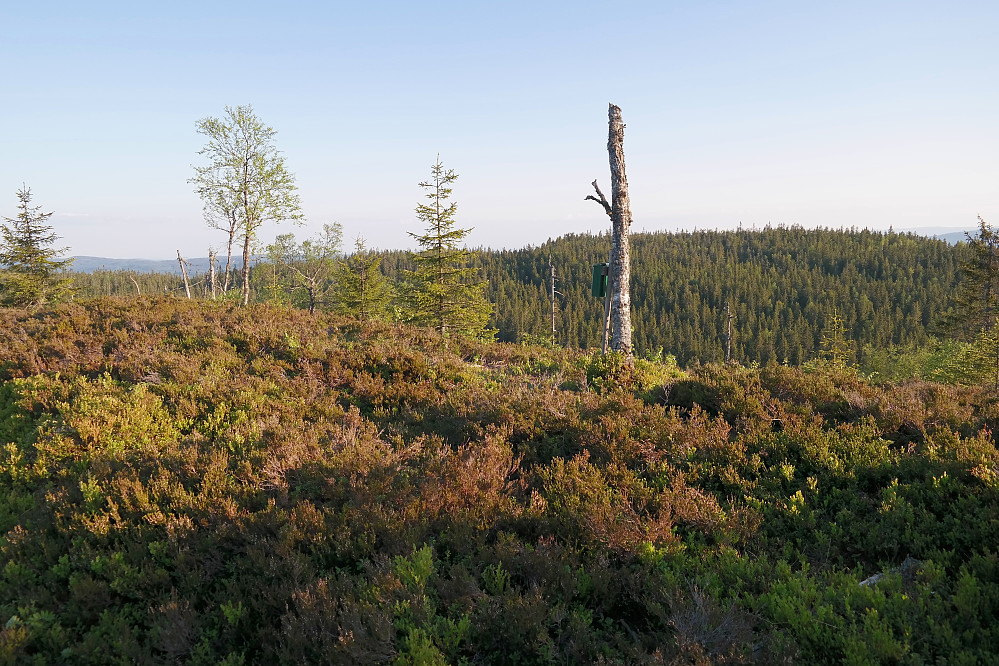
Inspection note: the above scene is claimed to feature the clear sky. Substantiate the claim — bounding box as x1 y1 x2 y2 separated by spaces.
2 0 997 258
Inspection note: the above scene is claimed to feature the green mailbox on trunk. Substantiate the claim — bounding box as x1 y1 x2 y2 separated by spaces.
591 263 609 298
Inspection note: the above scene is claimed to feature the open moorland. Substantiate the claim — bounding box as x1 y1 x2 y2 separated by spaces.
0 299 996 664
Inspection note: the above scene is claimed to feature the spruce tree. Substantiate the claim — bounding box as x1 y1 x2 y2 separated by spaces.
947 216 999 339
0 187 73 307
942 216 999 390
333 237 393 321
402 158 491 338
819 307 851 366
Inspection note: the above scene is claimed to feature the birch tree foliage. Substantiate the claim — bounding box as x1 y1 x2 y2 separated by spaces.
190 105 303 305
402 159 491 338
261 223 343 315
0 186 73 307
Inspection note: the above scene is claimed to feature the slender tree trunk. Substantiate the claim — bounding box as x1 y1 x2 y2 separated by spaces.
550 254 558 346
359 269 368 320
607 104 633 359
177 251 192 299
208 249 217 299
223 222 235 294
725 302 733 362
241 164 252 306
241 232 252 306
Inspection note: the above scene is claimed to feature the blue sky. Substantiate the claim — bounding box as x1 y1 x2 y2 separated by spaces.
2 0 996 258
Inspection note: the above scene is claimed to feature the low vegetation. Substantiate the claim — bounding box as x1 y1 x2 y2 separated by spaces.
0 299 996 664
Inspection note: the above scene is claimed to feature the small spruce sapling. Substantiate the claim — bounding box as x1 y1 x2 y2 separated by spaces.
0 186 73 307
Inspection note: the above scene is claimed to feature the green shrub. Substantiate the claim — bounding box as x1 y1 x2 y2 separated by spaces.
0 298 994 663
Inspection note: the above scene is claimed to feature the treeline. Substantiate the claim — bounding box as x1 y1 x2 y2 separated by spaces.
386 226 968 365
70 268 235 299
69 227 966 366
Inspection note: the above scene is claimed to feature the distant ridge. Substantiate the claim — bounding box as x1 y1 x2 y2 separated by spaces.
934 231 973 245
68 227 976 274
68 256 244 275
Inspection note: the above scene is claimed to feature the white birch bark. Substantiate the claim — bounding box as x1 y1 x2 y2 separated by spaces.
177 250 192 299
208 249 217 299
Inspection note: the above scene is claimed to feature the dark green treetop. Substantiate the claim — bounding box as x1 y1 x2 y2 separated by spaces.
402 158 491 338
947 216 999 339
333 237 393 321
818 307 852 367
0 186 73 307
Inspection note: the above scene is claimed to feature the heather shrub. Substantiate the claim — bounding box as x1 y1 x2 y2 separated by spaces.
0 298 995 663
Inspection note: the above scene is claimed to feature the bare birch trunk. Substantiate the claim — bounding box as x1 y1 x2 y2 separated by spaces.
177 251 192 299
241 233 252 306
241 172 252 306
549 254 558 346
208 249 217 299
223 224 235 294
607 104 633 359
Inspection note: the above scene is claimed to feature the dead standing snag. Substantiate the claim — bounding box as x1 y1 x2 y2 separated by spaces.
585 104 633 360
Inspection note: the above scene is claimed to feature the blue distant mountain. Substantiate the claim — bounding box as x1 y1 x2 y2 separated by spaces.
898 228 975 245
67 227 977 275
935 231 973 245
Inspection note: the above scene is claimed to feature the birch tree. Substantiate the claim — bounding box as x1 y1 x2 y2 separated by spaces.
191 105 303 305
263 223 343 314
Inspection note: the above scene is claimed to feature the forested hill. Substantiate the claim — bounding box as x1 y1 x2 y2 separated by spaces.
70 227 967 367
379 227 966 365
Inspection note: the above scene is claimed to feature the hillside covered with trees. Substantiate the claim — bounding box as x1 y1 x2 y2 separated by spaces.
70 227 968 369
405 227 966 365
479 228 964 365
0 299 996 663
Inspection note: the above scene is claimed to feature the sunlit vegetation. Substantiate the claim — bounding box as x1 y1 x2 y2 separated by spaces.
0 187 73 307
0 299 996 663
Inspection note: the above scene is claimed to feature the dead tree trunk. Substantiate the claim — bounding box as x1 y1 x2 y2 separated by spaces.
177 251 192 299
208 249 217 299
607 104 633 359
585 104 634 360
549 254 562 346
725 302 734 363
